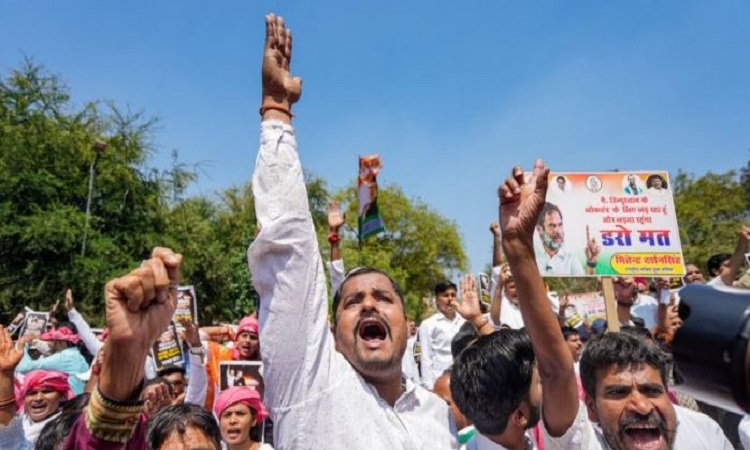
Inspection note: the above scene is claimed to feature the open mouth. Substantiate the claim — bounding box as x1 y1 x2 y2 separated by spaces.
622 423 664 450
225 428 242 440
358 318 388 342
28 402 48 415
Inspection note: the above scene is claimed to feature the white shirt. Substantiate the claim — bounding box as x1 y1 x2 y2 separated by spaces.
419 312 466 389
500 294 558 330
466 430 536 450
500 296 524 330
403 335 421 385
248 121 457 450
739 415 750 450
542 400 732 449
533 236 585 277
184 351 208 406
327 258 346 296
630 294 659 331
708 276 731 287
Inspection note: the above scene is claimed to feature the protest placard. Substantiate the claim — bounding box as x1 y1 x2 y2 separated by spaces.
537 171 684 277
151 321 184 371
559 291 607 327
19 311 49 338
477 272 491 306
173 285 198 326
219 361 264 398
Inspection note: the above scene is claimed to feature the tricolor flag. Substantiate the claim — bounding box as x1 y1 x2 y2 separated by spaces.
358 155 385 242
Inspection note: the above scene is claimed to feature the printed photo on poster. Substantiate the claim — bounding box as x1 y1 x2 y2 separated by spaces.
173 285 198 326
478 272 491 305
535 171 684 277
19 311 49 338
219 361 264 398
151 322 185 371
559 292 606 327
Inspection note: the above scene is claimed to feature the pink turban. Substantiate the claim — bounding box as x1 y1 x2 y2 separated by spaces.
235 316 258 338
213 386 268 422
40 326 80 345
18 370 74 409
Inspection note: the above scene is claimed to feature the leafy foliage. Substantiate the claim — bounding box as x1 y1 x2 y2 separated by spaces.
0 61 468 327
673 169 748 272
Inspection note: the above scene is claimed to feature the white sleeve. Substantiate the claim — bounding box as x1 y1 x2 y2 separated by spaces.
67 308 103 357
184 352 208 406
328 259 346 297
247 121 336 411
489 266 501 298
418 321 435 389
739 415 750 450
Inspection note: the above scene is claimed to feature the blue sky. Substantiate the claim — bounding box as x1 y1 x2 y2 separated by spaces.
2 1 749 274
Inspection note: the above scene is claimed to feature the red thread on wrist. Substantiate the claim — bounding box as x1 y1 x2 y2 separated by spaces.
259 104 294 118
328 232 340 244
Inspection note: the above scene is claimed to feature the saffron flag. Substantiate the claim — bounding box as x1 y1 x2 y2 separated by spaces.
358 155 385 241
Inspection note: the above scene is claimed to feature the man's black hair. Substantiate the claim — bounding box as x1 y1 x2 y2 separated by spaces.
620 325 653 342
146 403 221 450
331 267 405 323
580 332 670 400
451 321 479 359
561 326 579 341
450 329 535 436
556 175 565 183
537 202 562 228
707 253 731 277
434 280 457 296
157 365 186 379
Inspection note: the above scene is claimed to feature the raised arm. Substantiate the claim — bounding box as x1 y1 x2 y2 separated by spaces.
720 225 750 286
0 328 32 448
64 289 104 357
499 159 578 437
454 274 494 336
247 14 334 410
327 200 346 295
490 222 503 267
489 266 504 326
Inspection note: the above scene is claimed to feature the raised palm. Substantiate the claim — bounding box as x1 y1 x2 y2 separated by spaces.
455 274 482 323
327 200 346 230
0 327 29 373
262 14 301 105
499 160 549 244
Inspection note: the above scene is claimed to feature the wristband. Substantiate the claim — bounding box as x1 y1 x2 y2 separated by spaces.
328 232 340 244
259 104 294 118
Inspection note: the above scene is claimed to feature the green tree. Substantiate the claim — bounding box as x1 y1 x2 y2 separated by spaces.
0 61 180 324
673 169 748 272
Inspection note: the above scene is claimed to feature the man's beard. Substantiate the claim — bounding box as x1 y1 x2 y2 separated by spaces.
602 411 676 450
542 233 563 251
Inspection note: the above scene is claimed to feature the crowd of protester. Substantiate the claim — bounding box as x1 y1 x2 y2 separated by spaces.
2 13 750 450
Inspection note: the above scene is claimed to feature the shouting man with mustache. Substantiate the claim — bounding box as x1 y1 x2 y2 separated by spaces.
498 160 731 449
247 14 456 449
